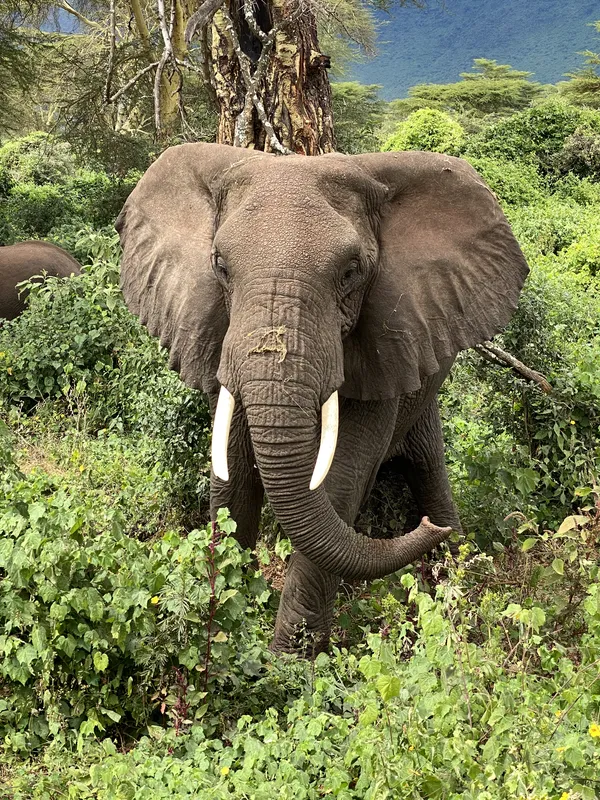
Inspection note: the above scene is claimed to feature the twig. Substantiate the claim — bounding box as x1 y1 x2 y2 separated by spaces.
474 342 552 394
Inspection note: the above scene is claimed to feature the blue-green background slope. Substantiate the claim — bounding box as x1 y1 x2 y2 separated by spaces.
348 0 600 99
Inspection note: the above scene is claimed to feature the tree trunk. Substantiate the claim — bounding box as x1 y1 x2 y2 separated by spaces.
210 0 335 154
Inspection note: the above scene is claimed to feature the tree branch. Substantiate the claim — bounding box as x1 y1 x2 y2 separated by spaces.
219 5 292 154
104 0 116 103
185 0 226 44
56 1 101 29
154 0 177 136
106 61 159 105
474 343 553 394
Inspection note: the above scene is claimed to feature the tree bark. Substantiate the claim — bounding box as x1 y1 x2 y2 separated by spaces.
210 0 335 153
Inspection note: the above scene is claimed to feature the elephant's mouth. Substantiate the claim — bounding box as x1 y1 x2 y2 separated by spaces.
211 384 339 491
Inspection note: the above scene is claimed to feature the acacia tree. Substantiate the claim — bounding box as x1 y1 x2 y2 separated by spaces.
7 0 425 158
186 0 335 154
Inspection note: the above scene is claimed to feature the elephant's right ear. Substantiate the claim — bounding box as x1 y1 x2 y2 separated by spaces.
116 143 256 394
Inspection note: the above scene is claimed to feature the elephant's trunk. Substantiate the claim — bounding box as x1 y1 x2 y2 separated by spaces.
234 376 450 581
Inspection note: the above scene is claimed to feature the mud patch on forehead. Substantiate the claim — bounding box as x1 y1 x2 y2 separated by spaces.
247 326 288 362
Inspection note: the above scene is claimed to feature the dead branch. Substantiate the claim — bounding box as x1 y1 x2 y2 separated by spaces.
219 6 292 154
474 343 553 394
104 0 116 103
243 0 268 44
56 1 102 29
106 61 159 105
154 0 178 137
185 0 226 45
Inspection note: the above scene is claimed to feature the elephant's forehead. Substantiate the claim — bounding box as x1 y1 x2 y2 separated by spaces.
216 197 360 270
221 155 374 209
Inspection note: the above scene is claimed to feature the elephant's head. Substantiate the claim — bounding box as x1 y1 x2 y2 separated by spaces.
116 143 528 578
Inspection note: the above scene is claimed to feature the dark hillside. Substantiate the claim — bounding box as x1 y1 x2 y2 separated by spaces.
348 0 599 98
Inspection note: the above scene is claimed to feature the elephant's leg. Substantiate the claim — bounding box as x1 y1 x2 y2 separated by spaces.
210 399 264 552
272 399 400 655
395 400 462 532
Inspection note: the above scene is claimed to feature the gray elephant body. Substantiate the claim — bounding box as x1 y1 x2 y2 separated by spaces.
117 144 528 653
0 241 81 320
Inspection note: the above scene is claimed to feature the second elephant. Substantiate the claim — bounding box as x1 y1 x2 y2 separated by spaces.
0 240 82 320
116 144 529 654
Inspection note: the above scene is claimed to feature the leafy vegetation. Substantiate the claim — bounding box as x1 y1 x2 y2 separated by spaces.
3 14 600 799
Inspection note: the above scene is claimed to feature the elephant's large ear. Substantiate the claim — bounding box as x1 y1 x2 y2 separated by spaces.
116 142 258 394
340 151 529 400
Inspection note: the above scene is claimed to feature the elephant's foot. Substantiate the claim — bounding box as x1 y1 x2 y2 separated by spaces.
271 551 340 657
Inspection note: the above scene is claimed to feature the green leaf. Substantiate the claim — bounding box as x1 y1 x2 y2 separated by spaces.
551 558 565 575
93 651 109 672
376 674 401 703
359 704 379 726
521 537 538 552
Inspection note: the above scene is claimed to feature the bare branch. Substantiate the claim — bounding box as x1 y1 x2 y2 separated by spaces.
106 61 159 105
243 0 268 44
104 0 116 103
474 343 553 394
185 0 226 45
56 1 102 29
154 0 178 136
219 6 292 154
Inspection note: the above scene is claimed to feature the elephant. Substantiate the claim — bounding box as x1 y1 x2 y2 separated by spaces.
116 143 528 654
0 241 82 320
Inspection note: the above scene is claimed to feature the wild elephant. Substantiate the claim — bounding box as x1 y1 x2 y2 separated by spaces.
116 143 528 653
0 241 81 320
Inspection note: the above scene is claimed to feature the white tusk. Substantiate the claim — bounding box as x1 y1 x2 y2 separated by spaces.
310 391 339 491
211 385 235 482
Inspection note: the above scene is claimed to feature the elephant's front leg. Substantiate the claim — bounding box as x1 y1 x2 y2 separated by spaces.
395 400 462 532
210 399 264 552
272 398 400 655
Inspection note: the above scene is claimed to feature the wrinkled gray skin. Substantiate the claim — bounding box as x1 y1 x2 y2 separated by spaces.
0 241 81 320
116 143 528 654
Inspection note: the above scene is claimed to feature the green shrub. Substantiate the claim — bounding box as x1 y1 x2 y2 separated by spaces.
467 102 600 171
507 197 599 260
0 183 77 242
0 230 213 516
561 229 600 275
0 132 76 192
6 534 600 798
553 130 600 180
466 156 545 206
0 170 138 245
0 479 271 752
382 108 466 155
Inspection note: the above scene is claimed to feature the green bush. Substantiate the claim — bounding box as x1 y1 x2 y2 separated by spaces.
466 156 545 206
0 230 213 516
0 476 271 752
444 254 600 531
6 536 600 798
554 130 600 180
0 170 138 245
382 108 466 155
0 183 77 242
0 132 76 192
507 197 599 260
467 102 600 171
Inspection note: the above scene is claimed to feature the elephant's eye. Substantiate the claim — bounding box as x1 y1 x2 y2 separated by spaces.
339 262 361 294
213 254 230 288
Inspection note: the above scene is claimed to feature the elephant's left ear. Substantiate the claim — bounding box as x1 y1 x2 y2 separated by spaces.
340 151 529 400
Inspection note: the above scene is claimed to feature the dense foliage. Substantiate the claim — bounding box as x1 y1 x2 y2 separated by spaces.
3 32 600 800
